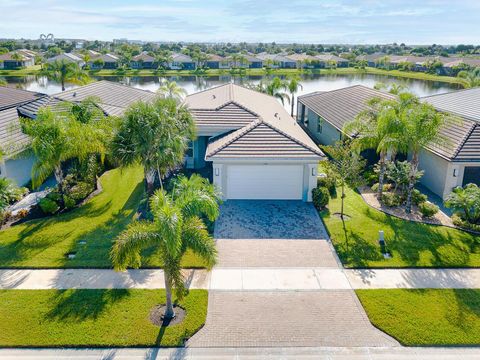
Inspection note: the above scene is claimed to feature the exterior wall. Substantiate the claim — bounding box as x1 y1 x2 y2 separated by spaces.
193 136 208 169
305 108 341 145
249 61 263 68
418 150 449 198
1 153 35 186
211 160 318 202
205 61 219 69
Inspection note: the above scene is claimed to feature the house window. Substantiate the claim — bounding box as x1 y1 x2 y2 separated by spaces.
186 141 194 157
317 116 323 133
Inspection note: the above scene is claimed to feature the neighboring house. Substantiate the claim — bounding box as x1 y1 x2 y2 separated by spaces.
205 54 230 69
0 51 35 69
185 83 324 201
257 53 296 68
297 85 394 146
420 88 480 199
286 53 318 68
88 53 119 69
168 53 196 70
131 52 157 69
355 53 387 67
244 54 263 68
0 87 46 186
46 53 85 67
315 54 349 68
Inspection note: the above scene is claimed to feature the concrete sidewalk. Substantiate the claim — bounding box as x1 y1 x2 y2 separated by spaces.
0 346 479 359
2 268 480 290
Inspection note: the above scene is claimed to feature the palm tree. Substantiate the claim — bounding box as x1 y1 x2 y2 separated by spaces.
157 80 187 101
344 96 407 199
287 77 303 117
42 59 89 91
111 174 219 319
401 96 450 213
21 106 107 193
111 97 195 195
252 77 290 105
458 68 480 88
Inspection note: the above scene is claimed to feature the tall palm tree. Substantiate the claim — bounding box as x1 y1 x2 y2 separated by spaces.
458 68 480 88
42 59 89 91
401 97 450 213
287 77 303 117
157 80 187 101
111 174 219 319
111 97 195 195
251 77 290 105
344 96 407 199
21 106 107 192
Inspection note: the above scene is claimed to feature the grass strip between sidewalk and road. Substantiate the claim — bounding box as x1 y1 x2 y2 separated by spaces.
0 289 207 347
356 289 480 346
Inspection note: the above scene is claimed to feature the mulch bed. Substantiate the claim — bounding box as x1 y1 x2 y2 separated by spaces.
149 304 186 327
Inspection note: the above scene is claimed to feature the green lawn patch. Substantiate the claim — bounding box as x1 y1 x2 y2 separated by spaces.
0 166 204 268
0 289 207 347
356 289 480 346
320 187 480 267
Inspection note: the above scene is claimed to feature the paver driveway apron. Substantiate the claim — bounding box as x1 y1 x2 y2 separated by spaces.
188 200 397 347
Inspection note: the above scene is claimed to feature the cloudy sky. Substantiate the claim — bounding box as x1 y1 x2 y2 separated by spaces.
1 0 479 44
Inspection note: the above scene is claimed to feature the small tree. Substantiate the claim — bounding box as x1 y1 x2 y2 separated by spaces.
42 59 89 91
157 80 187 101
111 174 219 319
445 184 480 225
322 141 366 219
287 76 303 117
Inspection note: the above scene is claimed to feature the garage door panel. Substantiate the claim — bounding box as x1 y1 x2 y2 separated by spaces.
226 164 304 200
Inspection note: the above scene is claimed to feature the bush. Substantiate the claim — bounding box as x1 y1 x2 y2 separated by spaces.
412 189 428 205
63 195 76 210
16 209 29 219
0 210 12 225
68 182 94 202
419 202 439 218
452 213 480 232
312 187 330 210
363 169 378 186
371 182 392 192
317 174 336 194
381 192 402 207
46 191 62 202
39 198 60 215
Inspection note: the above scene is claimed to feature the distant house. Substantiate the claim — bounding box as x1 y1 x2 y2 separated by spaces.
205 54 229 69
88 53 119 70
286 53 318 68
355 53 385 67
0 87 46 185
46 53 85 67
131 52 157 69
315 54 349 68
168 53 196 70
244 54 263 68
0 51 35 69
257 53 296 68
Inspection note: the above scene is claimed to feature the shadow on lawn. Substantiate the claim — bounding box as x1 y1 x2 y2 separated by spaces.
46 289 130 321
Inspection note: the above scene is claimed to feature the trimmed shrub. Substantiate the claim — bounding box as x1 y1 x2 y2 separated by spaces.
419 202 439 218
381 192 402 207
452 213 480 232
317 174 336 197
39 198 60 215
63 195 76 210
371 182 392 192
312 187 330 210
412 189 428 205
68 182 94 202
16 209 29 219
46 192 62 202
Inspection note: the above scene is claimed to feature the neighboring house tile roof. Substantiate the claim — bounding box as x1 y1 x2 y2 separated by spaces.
315 54 348 63
298 85 395 132
0 107 30 156
422 88 480 162
286 53 317 62
0 52 30 61
91 53 119 63
186 83 323 160
132 52 156 62
172 53 193 62
206 54 225 62
0 87 45 111
47 53 84 63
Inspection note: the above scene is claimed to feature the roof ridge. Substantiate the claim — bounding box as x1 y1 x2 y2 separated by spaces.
215 100 260 118
421 87 480 100
205 120 261 157
452 121 478 159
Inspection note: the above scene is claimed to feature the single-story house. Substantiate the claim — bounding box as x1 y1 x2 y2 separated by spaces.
257 53 296 68
4 81 156 186
244 54 263 68
420 88 480 198
185 83 324 201
0 87 46 185
0 51 35 69
205 54 230 69
131 52 157 69
168 53 196 70
286 53 318 68
315 54 349 68
88 53 119 70
355 53 388 67
46 53 85 67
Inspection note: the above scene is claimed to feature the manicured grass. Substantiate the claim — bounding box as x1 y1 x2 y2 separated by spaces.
320 186 480 268
0 166 204 268
356 289 480 346
0 289 207 347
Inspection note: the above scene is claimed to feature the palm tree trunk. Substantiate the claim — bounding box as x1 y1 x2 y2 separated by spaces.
290 94 295 117
145 168 156 195
377 151 387 199
54 165 64 195
164 272 175 319
405 153 419 213
156 164 164 190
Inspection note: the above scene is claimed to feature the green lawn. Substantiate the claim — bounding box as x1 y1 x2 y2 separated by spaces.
0 166 204 268
0 289 207 347
320 187 480 268
357 289 480 346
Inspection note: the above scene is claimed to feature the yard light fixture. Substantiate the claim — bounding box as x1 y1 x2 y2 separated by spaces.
214 168 220 176
453 168 458 177
378 230 385 247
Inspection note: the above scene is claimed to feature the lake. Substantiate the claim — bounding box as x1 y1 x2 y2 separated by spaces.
4 73 461 113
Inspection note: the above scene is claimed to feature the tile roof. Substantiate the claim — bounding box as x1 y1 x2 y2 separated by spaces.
286 53 316 62
206 54 225 62
315 54 349 62
422 88 480 123
0 107 30 156
47 53 84 63
187 83 323 160
172 53 193 62
0 87 45 111
132 52 156 62
0 52 30 61
298 85 395 131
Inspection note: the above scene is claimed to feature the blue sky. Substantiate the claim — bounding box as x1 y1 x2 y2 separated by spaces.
1 0 479 44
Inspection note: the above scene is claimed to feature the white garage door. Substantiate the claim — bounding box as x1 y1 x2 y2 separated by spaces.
226 164 304 200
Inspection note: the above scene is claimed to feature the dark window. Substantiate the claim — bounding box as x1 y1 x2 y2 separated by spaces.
317 116 323 133
463 166 480 186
